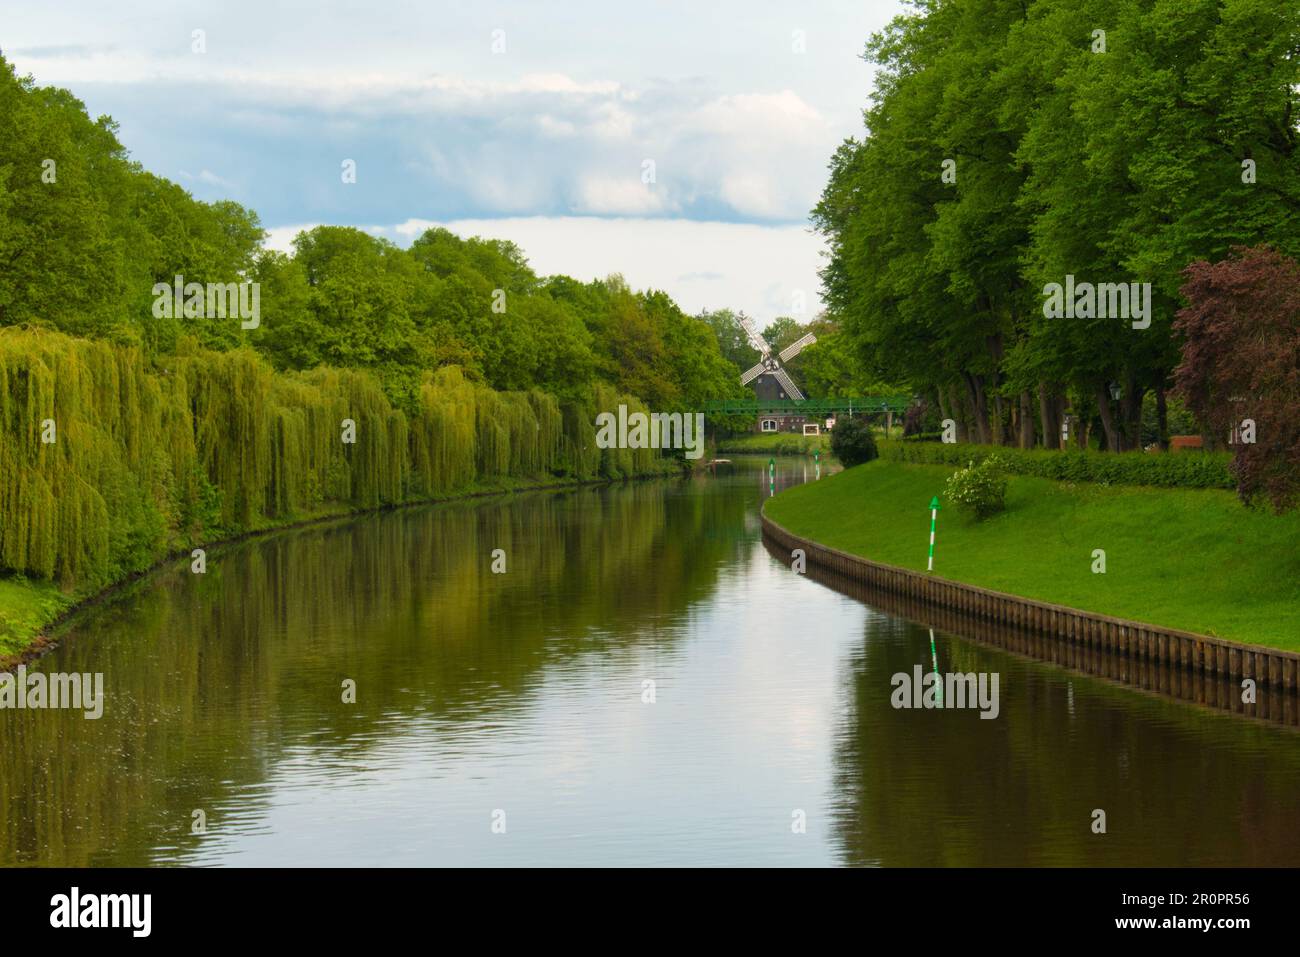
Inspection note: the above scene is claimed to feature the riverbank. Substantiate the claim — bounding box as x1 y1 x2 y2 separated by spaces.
0 463 683 669
716 433 831 456
764 459 1300 651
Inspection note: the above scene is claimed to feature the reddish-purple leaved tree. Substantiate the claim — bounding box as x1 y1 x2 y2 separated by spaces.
1174 245 1300 512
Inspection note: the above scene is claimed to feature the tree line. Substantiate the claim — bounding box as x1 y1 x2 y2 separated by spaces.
0 51 747 420
0 50 774 593
812 0 1300 453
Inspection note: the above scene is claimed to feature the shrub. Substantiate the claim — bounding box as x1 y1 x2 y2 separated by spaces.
830 417 880 466
884 441 1233 489
944 458 1007 519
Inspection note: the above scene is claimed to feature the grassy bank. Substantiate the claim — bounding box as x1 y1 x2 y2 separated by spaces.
0 463 682 664
765 459 1300 650
716 433 831 456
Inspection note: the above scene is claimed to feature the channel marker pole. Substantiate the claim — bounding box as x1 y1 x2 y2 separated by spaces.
929 628 943 705
927 496 940 572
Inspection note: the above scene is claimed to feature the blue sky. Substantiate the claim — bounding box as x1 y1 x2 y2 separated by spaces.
2 0 905 323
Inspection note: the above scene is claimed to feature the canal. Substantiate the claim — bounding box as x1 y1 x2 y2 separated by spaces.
2 456 1298 866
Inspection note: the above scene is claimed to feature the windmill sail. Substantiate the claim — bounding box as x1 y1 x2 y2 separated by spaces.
778 333 817 363
737 313 770 358
771 367 805 401
735 316 812 403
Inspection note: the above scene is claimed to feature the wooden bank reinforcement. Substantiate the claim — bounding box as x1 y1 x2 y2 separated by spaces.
762 512 1299 692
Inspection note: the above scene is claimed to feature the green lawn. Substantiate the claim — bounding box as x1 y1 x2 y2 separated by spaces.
765 459 1300 650
716 432 832 456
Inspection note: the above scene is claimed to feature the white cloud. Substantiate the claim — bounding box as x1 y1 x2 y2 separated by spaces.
719 172 782 219
262 224 319 252
4 0 903 316
573 177 669 216
536 114 577 137
271 216 825 324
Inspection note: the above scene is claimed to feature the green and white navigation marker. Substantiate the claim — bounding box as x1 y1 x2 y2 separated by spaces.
768 457 775 497
927 496 940 571
929 627 942 705
814 447 821 480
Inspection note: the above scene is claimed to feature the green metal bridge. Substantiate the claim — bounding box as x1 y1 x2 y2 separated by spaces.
701 395 912 415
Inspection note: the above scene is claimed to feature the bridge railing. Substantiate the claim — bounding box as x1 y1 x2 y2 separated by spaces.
700 396 912 415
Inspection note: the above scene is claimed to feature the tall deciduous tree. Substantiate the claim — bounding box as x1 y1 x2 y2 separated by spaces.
1174 245 1300 511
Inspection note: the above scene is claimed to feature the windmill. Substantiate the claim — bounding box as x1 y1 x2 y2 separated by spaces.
737 314 816 401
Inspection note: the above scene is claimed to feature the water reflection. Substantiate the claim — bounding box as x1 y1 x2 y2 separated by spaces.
1 456 1297 867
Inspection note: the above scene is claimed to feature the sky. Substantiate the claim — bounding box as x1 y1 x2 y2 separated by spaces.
1 0 907 326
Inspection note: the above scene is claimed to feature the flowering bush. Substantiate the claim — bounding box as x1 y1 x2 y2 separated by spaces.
943 457 1007 519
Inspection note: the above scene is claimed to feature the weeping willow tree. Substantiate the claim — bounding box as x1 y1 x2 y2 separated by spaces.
410 366 479 496
525 390 564 477
0 327 672 593
0 331 166 587
590 382 656 479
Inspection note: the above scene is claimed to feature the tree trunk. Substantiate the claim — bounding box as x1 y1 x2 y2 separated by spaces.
961 372 991 444
1119 372 1144 452
1155 387 1169 451
948 383 969 443
1095 384 1121 453
1037 383 1055 450
1018 391 1034 449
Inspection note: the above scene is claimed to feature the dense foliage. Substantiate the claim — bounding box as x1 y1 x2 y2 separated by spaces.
813 0 1300 455
1174 246 1300 511
887 440 1234 489
0 52 745 416
0 50 749 593
0 328 665 590
830 417 880 466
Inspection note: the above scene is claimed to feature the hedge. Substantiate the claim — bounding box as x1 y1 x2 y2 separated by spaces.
884 441 1234 489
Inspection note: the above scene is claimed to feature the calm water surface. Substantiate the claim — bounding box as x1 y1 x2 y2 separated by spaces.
3 456 1298 866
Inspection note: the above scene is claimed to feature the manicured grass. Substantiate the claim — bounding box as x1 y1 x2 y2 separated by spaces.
717 433 832 456
765 459 1300 650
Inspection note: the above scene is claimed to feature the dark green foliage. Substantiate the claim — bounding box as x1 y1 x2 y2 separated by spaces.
886 441 1233 490
812 0 1300 452
830 417 880 467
